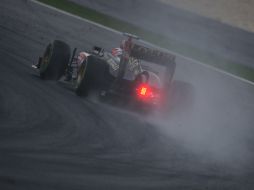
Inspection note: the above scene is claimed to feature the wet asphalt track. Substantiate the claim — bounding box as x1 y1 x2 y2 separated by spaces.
0 0 254 189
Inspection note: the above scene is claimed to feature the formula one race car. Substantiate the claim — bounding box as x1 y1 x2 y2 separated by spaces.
33 33 176 112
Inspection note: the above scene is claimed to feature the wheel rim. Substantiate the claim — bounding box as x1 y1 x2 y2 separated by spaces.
75 64 86 89
40 45 52 73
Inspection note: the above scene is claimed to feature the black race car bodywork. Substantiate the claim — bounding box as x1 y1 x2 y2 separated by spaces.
35 34 176 111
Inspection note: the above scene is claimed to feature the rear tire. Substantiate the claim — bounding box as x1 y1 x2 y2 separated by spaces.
40 40 71 80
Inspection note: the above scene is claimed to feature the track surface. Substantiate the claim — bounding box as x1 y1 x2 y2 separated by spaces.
0 0 254 189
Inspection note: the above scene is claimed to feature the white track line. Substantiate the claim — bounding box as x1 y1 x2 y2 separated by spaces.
30 0 254 85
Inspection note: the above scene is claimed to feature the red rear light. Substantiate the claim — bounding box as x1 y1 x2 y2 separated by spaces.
136 84 152 99
136 84 162 106
140 86 147 96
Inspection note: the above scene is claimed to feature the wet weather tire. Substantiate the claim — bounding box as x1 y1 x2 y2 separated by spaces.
75 61 91 97
40 40 71 80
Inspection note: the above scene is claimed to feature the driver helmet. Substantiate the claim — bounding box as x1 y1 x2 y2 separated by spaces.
76 52 88 65
111 47 122 57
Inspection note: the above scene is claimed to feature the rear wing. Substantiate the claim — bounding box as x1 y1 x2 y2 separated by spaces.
130 43 176 66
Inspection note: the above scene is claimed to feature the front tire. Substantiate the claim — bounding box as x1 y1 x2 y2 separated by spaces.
75 60 91 96
40 40 71 80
